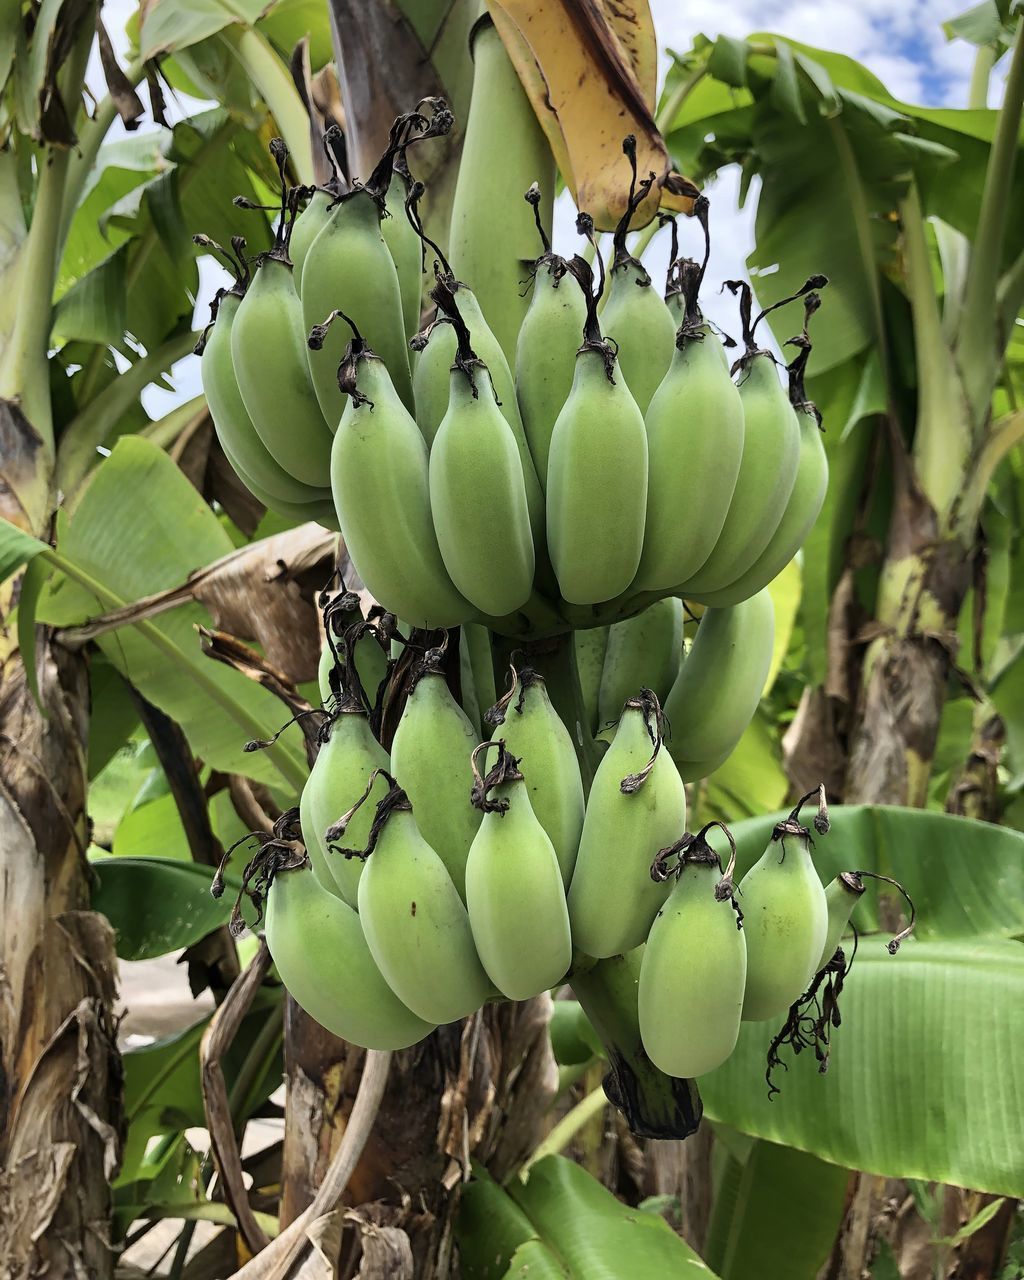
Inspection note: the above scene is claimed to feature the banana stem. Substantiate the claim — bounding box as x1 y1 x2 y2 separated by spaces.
570 953 702 1141
519 1083 608 1178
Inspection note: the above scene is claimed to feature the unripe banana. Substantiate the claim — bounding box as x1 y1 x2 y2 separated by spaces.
231 251 334 487
300 686 390 906
353 775 492 1024
567 691 686 958
598 597 683 732
448 17 555 365
633 222 746 591
197 280 325 506
328 326 473 629
695 294 829 608
388 646 481 899
302 105 451 422
485 663 585 887
515 185 588 489
673 744 732 785
428 295 535 617
546 257 648 606
663 590 774 765
265 856 435 1050
218 431 336 525
318 613 389 709
738 811 828 1022
596 139 676 413
458 634 482 736
382 154 424 341
680 277 825 596
464 742 572 999
816 872 866 973
639 824 746 1077
413 274 545 544
574 626 609 737
463 623 497 726
291 187 336 289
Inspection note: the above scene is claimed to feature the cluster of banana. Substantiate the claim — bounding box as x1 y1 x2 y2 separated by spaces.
251 619 855 1081
196 102 827 641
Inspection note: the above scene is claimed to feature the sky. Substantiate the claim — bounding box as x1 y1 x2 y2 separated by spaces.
91 0 988 418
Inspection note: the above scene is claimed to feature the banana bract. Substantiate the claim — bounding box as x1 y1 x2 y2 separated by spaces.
265 861 434 1050
598 597 683 731
634 328 744 592
738 826 828 1022
357 800 491 1025
330 346 472 629
231 256 333 488
568 696 685 958
429 366 535 617
389 665 481 899
680 353 801 596
487 668 585 887
299 708 389 906
547 348 648 605
465 770 571 1000
639 859 746 1078
302 192 413 422
516 261 587 489
664 589 774 765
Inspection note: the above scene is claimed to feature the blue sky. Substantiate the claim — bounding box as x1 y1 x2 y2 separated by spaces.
92 0 992 420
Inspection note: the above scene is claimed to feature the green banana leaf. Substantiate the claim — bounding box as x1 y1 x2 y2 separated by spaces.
704 1138 849 1280
701 939 1024 1198
34 437 308 796
458 1158 716 1279
91 856 242 960
706 803 1024 942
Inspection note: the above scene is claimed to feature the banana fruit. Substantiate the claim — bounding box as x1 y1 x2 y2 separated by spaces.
598 596 683 732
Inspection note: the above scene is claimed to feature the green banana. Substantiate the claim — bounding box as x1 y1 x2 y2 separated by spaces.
382 149 424 340
194 237 328 507
327 320 473 629
597 596 683 732
546 255 648 605
597 140 676 413
639 824 746 1077
816 871 865 973
302 105 451 423
738 801 829 1022
388 644 481 899
448 16 555 365
673 744 732 785
229 170 334 487
680 278 825 597
463 623 497 725
574 626 609 738
567 690 686 958
695 292 829 608
663 590 774 765
458 631 482 735
428 283 535 617
515 184 588 489
464 742 571 999
410 259 544 544
318 604 389 709
264 854 434 1050
485 662 585 887
633 219 745 592
218 430 335 525
300 663 390 905
352 774 492 1024
291 125 348 287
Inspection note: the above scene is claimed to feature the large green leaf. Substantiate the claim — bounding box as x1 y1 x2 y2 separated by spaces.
701 940 1024 1198
0 516 47 585
707 1139 849 1280
91 856 236 960
458 1159 716 1279
139 0 268 61
36 437 307 795
708 804 1024 942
